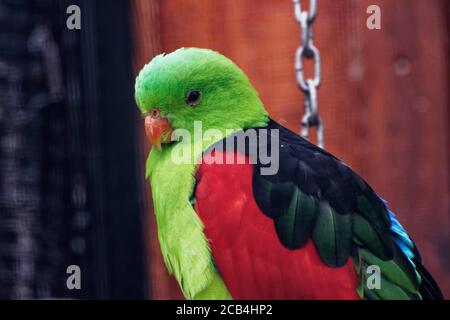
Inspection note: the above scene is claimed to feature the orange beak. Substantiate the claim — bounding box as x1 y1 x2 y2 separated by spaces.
144 109 173 151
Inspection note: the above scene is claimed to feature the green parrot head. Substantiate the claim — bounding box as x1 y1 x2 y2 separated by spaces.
135 47 268 150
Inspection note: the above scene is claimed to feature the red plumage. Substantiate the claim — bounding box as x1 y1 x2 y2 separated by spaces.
194 151 359 300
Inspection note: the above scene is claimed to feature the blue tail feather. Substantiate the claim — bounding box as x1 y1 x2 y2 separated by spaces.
379 197 416 261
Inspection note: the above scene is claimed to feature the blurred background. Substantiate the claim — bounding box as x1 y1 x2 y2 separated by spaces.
0 0 448 299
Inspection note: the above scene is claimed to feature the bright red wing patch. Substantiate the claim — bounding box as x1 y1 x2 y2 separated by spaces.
194 151 359 300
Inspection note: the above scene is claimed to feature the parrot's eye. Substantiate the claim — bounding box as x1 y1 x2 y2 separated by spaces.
185 89 202 106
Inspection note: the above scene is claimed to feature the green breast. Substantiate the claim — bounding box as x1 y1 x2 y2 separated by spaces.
147 141 231 299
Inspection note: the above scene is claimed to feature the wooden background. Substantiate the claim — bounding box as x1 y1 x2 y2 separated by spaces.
131 0 450 299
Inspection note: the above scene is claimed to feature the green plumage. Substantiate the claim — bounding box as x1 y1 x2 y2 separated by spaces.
352 214 392 260
355 245 421 299
275 189 317 249
252 174 318 249
312 202 352 267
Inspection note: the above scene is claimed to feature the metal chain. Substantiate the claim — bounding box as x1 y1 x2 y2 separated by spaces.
293 0 324 148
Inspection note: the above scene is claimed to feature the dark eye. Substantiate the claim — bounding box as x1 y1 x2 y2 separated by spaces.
185 89 202 106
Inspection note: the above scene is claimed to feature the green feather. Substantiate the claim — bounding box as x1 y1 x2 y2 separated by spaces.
252 174 292 218
352 214 393 260
353 241 422 300
357 196 387 227
274 188 317 249
360 246 420 293
312 202 352 267
370 275 420 300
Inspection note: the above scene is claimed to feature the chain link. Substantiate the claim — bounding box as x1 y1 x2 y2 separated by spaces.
293 0 324 148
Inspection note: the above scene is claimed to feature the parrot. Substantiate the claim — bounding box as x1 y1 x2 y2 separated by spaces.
134 47 443 300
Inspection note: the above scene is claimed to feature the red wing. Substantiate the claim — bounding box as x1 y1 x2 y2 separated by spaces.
194 151 359 300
